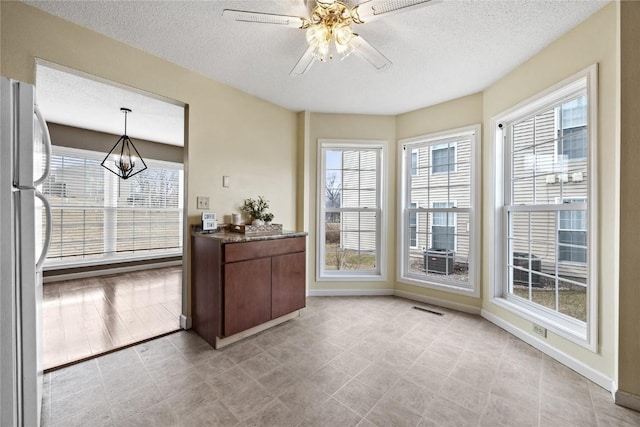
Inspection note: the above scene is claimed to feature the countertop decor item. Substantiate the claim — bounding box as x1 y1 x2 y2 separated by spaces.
101 107 147 180
240 196 273 224
228 223 283 235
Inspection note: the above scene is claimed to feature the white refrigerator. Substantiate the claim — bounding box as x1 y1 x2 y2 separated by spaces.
0 77 53 427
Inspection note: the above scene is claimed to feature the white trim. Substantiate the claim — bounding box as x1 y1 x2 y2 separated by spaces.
614 390 640 412
394 289 481 315
308 288 394 297
42 259 181 283
481 309 613 392
316 139 388 282
492 297 586 346
44 250 182 270
179 314 191 330
398 124 481 298
398 276 477 297
314 274 387 282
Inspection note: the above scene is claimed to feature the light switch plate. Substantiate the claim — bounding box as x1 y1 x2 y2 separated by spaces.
222 176 230 187
197 196 210 210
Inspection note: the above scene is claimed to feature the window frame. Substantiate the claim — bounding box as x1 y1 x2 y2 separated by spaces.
398 125 480 297
317 139 387 281
490 65 598 350
409 202 418 249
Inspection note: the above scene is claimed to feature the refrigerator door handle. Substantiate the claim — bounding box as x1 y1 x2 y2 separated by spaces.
33 105 51 187
35 191 52 270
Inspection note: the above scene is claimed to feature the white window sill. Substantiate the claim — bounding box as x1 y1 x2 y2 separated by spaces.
398 274 478 297
489 296 594 351
317 273 386 282
44 250 183 271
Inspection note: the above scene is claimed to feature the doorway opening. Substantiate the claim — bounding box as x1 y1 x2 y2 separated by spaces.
35 61 187 370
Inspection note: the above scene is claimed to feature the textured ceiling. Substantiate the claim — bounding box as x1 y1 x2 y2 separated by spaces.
26 0 608 117
36 63 185 146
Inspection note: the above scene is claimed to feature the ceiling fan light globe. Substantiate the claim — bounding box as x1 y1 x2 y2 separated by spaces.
312 43 329 61
334 24 353 45
306 25 329 47
335 40 355 60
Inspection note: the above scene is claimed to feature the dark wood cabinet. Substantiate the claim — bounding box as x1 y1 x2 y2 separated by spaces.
223 257 272 336
272 252 306 319
191 233 306 348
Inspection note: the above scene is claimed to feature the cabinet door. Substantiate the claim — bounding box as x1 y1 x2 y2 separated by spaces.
224 258 271 336
271 252 306 319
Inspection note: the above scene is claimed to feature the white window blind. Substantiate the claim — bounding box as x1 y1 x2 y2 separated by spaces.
42 145 183 265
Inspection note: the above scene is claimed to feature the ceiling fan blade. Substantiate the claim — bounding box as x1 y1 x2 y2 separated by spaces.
354 0 441 23
222 9 307 28
290 46 316 76
351 36 392 71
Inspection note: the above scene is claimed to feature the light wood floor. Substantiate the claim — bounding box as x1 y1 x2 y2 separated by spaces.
43 266 182 370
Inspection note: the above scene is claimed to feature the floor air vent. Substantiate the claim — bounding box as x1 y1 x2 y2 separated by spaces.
412 306 444 316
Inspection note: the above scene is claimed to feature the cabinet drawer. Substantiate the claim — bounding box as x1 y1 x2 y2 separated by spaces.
224 237 305 263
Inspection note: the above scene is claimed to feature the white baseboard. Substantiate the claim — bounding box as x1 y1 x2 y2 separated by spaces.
615 389 640 412
43 260 182 283
394 289 481 315
180 314 191 330
307 288 394 297
214 310 300 349
481 309 614 392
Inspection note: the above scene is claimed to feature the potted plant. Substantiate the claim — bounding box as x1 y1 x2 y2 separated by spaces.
240 196 270 225
263 212 274 225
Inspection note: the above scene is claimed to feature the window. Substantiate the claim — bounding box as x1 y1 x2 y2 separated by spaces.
558 198 587 263
399 126 479 295
493 66 597 348
42 145 184 266
557 96 587 160
431 143 456 174
318 140 384 280
431 201 455 251
411 151 419 176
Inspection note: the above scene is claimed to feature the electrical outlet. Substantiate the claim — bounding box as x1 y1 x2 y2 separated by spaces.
533 324 547 338
197 196 209 210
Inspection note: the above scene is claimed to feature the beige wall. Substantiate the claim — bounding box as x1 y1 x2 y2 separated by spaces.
304 113 397 292
618 0 640 400
1 1 299 320
482 2 618 379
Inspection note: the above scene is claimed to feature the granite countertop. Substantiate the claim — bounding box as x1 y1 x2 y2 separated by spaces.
192 229 308 244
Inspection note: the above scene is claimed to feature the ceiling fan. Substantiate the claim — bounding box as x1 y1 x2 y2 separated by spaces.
223 0 441 76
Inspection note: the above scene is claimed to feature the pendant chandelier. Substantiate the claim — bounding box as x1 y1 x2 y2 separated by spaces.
101 108 147 180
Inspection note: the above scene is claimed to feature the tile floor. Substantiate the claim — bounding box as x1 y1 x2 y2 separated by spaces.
42 296 640 426
43 266 182 370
